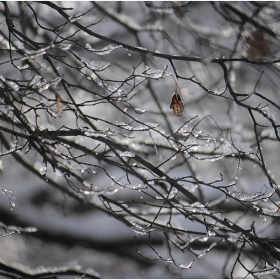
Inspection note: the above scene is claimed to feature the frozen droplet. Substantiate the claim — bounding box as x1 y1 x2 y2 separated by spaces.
34 161 45 173
141 67 164 79
30 75 43 87
24 227 37 233
56 43 71 50
198 252 206 259
82 59 110 71
107 85 119 92
199 236 209 242
83 181 91 188
220 137 231 146
207 231 216 237
129 220 155 236
254 268 276 277
178 261 194 269
136 46 147 50
30 75 62 93
227 234 238 243
19 64 29 70
261 215 267 223
262 107 270 116
145 122 159 128
156 190 178 200
39 165 47 176
261 128 274 138
85 44 122 55
230 71 236 83
119 151 135 158
134 108 146 114
167 190 178 199
49 77 62 88
9 202 15 210
79 190 92 195
185 185 198 193
7 81 20 91
69 13 83 22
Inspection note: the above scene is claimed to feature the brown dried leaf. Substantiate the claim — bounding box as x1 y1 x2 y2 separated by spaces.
170 91 184 116
245 30 270 59
56 97 63 116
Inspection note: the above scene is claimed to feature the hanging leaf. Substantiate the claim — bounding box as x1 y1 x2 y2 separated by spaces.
244 29 270 59
56 97 63 116
170 90 184 116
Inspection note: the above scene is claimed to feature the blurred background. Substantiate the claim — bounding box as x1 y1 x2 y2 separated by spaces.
1 1 280 278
